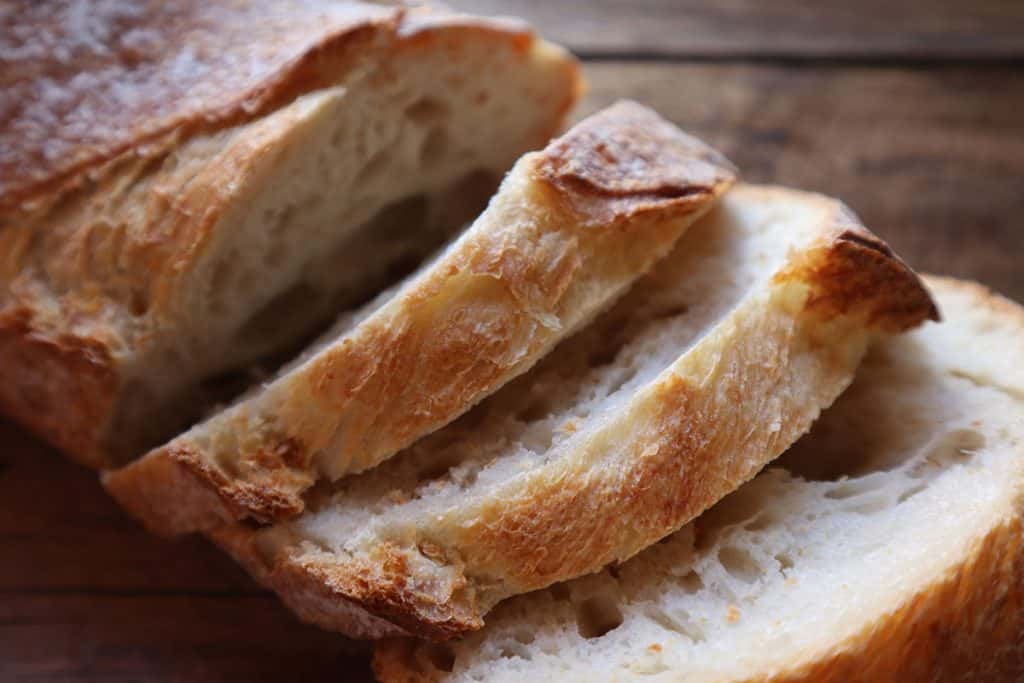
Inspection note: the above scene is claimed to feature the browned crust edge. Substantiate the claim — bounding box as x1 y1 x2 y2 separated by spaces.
213 190 937 641
210 524 455 641
769 513 1024 683
10 12 578 474
373 277 1024 682
104 101 734 536
3 7 546 214
783 202 940 333
0 307 118 469
371 514 1024 683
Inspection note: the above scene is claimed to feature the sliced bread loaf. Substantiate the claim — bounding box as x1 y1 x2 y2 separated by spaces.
104 101 737 534
205 184 937 640
0 2 580 468
375 276 1024 682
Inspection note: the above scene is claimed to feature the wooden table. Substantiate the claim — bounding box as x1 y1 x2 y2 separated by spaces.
4 2 1022 680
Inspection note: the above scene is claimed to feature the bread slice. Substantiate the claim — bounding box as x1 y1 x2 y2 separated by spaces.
0 2 580 468
103 101 738 535
204 184 937 641
375 276 1024 682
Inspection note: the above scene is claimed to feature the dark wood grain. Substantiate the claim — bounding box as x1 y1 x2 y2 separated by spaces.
581 62 1024 302
0 419 375 682
451 0 1024 60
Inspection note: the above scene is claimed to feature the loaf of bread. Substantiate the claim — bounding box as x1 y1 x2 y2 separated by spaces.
103 101 737 535
203 184 936 641
375 276 1024 682
0 1 580 468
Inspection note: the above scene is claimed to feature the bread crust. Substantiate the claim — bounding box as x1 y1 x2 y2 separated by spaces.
373 276 1024 682
0 307 117 460
770 514 1024 683
1 3 581 468
203 186 937 641
0 2 507 213
105 102 737 534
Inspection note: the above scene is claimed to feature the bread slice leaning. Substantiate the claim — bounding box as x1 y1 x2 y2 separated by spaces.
206 184 937 641
375 276 1024 682
104 101 737 535
0 2 580 468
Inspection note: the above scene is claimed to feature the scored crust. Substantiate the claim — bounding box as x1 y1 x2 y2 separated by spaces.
373 276 1024 682
104 101 738 535
199 185 937 642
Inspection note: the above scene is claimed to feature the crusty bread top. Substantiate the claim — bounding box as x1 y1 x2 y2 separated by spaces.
104 101 737 533
374 275 1024 681
0 1 536 213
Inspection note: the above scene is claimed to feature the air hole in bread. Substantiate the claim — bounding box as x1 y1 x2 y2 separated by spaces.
424 644 456 673
498 642 532 660
520 422 556 454
775 552 794 570
913 428 984 476
897 483 928 503
575 596 624 639
718 546 761 584
693 490 766 538
650 303 690 321
847 494 890 516
824 477 884 500
416 453 468 485
586 337 626 368
677 570 703 594
513 628 535 645
517 397 552 423
647 606 706 643
743 513 778 532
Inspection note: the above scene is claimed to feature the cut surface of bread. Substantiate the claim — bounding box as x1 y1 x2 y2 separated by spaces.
206 185 937 640
0 2 580 468
104 101 738 534
375 276 1024 682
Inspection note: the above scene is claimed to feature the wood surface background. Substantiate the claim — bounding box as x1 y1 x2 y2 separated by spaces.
3 2 1023 680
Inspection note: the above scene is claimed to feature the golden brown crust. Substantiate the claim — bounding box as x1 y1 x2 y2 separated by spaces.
0 1 402 212
419 197 937 624
769 515 1024 683
0 307 117 469
211 525 412 640
372 519 1024 682
374 278 1024 682
781 203 940 333
208 187 937 641
101 446 238 535
536 101 737 224
2 3 581 469
105 101 735 535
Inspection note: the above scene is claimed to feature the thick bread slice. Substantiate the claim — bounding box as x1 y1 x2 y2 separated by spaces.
207 185 937 641
104 101 738 534
374 276 1024 682
0 1 580 468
